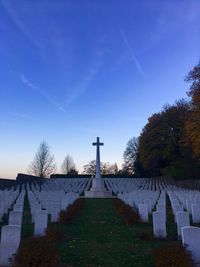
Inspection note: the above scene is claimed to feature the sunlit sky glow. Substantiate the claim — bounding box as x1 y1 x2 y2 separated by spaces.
0 0 200 178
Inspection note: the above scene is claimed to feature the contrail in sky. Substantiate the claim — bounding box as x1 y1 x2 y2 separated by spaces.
119 27 145 77
12 70 66 113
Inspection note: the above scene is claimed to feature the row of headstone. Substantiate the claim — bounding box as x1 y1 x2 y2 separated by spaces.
114 178 200 266
0 189 19 221
40 178 89 194
0 190 24 266
105 178 179 194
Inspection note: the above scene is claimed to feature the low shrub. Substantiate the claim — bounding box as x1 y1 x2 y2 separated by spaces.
59 210 73 224
46 226 65 241
59 198 85 224
14 236 60 267
113 198 141 224
154 243 194 267
139 230 152 241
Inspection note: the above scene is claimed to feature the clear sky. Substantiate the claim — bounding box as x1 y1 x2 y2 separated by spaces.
0 0 200 179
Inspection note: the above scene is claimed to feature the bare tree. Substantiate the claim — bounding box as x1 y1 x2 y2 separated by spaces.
61 155 75 174
123 137 139 175
83 161 118 175
28 141 56 178
83 160 96 175
109 163 119 174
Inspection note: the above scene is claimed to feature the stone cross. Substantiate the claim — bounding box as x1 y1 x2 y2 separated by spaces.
92 137 104 179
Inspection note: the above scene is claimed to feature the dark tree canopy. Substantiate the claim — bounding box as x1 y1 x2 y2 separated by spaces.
128 96 200 179
184 63 200 160
28 141 56 178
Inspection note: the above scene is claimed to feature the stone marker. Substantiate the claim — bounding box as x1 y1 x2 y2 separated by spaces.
181 226 200 264
153 211 167 238
156 204 166 222
0 225 21 266
176 211 190 237
186 200 192 215
34 210 48 236
173 204 183 223
191 204 200 224
138 203 148 222
8 211 23 226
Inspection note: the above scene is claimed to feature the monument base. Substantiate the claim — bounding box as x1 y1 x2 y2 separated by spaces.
84 190 113 198
84 177 113 198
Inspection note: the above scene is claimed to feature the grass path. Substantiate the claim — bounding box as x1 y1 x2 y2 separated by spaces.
55 198 176 267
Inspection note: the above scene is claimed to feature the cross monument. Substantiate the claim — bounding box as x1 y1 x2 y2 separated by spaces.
92 137 103 180
84 137 112 198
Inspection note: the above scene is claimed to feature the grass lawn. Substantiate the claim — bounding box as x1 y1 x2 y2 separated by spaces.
0 193 182 267
17 194 184 267
52 198 179 267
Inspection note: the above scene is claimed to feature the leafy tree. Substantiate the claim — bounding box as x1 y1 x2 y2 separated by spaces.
28 141 56 178
123 137 139 175
138 100 195 178
184 63 200 160
61 155 76 174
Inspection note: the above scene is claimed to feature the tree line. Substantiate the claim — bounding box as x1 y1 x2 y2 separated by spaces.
28 142 78 178
123 62 200 180
28 141 120 178
28 62 200 180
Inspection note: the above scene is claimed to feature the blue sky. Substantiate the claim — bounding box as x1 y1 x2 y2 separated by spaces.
0 0 200 178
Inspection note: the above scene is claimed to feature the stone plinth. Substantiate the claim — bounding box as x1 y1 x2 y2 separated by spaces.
84 178 112 198
85 190 113 198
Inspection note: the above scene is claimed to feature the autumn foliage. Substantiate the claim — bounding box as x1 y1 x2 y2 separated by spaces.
154 243 194 267
184 64 200 160
113 198 141 224
59 198 85 224
14 236 60 267
128 62 200 180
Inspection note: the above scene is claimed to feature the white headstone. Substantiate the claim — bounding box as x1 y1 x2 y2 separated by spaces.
153 211 167 238
156 204 166 222
191 204 200 224
181 226 200 264
138 203 148 222
0 225 21 266
186 200 192 215
34 210 48 236
9 211 23 226
176 211 190 237
173 204 183 223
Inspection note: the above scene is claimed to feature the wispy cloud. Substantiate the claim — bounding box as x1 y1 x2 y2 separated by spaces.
64 49 105 105
9 112 30 119
1 1 42 51
119 27 145 77
12 70 66 113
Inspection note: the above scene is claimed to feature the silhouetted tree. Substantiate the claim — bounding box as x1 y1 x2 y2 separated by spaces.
184 63 200 160
137 100 200 178
123 137 139 175
28 141 56 178
61 155 76 174
67 168 78 176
